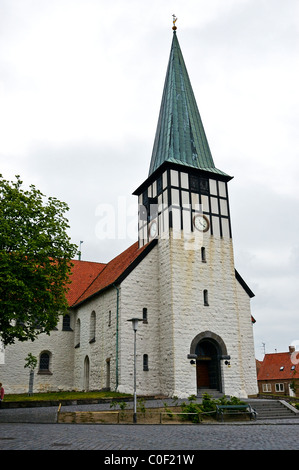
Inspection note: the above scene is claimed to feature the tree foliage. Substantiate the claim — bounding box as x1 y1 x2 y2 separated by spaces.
0 175 78 345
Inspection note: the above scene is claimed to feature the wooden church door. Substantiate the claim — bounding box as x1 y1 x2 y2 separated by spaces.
196 360 210 388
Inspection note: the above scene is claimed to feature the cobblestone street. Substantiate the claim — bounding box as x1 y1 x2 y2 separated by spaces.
1 421 299 451
1 400 299 451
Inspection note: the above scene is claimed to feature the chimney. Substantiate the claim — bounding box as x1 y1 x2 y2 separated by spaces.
289 345 295 353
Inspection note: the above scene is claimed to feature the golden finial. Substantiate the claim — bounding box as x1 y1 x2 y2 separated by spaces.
172 14 177 31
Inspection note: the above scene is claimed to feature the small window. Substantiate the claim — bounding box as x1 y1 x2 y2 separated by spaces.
201 247 206 262
90 311 96 343
75 318 80 348
143 354 149 371
39 352 50 371
62 314 72 331
157 174 163 195
291 365 295 370
280 366 284 371
108 310 111 327
143 308 148 324
203 289 209 306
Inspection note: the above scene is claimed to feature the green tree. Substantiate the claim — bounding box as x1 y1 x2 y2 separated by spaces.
24 353 38 396
0 175 78 345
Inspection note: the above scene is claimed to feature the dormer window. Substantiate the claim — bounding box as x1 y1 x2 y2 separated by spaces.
280 366 284 371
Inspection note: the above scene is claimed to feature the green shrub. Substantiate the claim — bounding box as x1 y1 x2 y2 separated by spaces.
180 393 247 423
180 395 202 423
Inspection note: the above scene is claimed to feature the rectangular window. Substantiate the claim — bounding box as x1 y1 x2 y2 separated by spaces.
170 170 179 187
212 216 220 237
218 181 227 198
181 190 189 207
189 175 199 192
275 383 285 392
210 197 219 214
203 289 209 306
220 199 228 216
157 174 163 195
209 179 217 195
181 172 189 189
199 178 209 195
143 308 148 324
171 188 180 206
221 218 230 238
201 195 209 212
262 383 272 392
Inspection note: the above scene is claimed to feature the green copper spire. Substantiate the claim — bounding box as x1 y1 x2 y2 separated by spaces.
149 29 228 177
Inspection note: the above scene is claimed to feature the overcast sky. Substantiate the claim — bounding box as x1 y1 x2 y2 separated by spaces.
1 0 298 360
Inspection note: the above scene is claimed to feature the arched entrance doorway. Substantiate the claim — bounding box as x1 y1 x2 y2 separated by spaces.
190 331 228 393
196 339 220 390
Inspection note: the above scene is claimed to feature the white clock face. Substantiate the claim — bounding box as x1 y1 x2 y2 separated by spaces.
149 220 158 238
194 214 209 232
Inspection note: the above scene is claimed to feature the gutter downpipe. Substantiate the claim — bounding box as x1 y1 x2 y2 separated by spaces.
113 284 120 391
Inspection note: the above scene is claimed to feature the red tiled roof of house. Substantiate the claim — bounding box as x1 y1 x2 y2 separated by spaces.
66 259 106 307
257 351 299 381
69 241 156 307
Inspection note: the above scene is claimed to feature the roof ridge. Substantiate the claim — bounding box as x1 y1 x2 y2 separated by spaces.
71 259 107 266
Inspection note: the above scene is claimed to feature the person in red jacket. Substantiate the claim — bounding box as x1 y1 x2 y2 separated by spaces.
0 383 4 407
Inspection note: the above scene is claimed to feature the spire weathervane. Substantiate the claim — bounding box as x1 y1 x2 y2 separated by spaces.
172 14 177 31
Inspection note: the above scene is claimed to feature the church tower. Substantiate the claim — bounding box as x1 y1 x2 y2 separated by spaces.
133 21 257 398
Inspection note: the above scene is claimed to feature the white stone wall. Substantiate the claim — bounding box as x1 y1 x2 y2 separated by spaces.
0 314 75 394
72 286 119 392
157 231 257 398
156 236 176 396
234 280 258 397
118 246 161 396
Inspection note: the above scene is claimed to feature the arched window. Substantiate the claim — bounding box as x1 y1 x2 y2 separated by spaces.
84 356 90 391
38 351 51 374
90 311 96 343
40 352 50 370
75 318 80 348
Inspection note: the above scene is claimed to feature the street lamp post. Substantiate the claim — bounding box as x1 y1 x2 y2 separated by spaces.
127 318 143 423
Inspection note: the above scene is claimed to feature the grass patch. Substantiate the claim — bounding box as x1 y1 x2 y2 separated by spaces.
4 390 131 402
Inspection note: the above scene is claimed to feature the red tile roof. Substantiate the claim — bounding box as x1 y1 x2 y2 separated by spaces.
66 259 106 307
67 241 156 307
257 351 299 381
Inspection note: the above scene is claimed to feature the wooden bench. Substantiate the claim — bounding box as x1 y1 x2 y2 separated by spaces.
216 404 257 421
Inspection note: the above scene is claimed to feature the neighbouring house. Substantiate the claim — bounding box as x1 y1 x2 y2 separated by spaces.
257 346 299 397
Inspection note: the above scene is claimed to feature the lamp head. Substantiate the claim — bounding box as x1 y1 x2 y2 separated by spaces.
127 318 143 331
